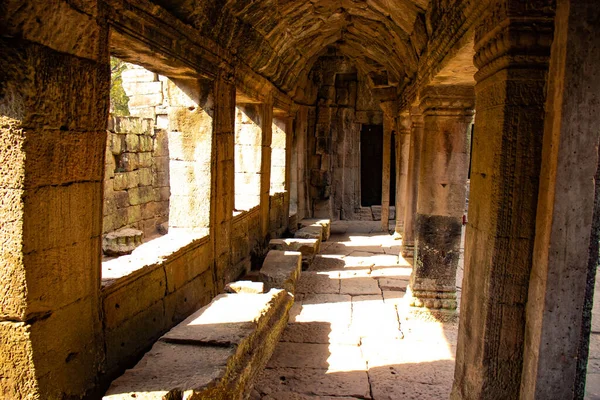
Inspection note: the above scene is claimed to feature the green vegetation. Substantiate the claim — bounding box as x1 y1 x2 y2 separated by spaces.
110 57 130 116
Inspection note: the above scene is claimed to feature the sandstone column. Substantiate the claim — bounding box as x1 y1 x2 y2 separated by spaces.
0 15 107 398
401 107 423 257
260 99 274 240
282 116 294 232
211 71 235 290
451 2 555 398
520 0 600 398
409 85 474 320
380 102 398 231
393 111 411 237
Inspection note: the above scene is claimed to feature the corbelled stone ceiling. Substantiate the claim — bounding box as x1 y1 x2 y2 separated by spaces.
151 0 431 96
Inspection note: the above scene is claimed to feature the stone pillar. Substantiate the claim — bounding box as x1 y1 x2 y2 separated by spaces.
283 116 294 231
409 85 474 320
380 113 392 230
451 2 554 398
393 111 411 236
380 101 398 231
0 11 107 398
211 71 235 290
401 107 423 257
520 0 600 398
260 100 274 240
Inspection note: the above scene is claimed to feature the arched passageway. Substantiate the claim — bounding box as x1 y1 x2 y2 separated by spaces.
1 1 599 399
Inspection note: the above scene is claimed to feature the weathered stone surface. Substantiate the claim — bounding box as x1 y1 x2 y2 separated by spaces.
294 225 323 252
269 238 319 270
105 289 293 399
102 228 143 256
161 290 287 345
259 250 302 294
299 219 331 241
224 280 265 294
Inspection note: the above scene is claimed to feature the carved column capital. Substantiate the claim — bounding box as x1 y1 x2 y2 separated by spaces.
396 109 412 136
419 85 475 117
474 1 555 82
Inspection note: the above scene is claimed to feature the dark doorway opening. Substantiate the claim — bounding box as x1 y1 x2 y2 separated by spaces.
361 125 383 206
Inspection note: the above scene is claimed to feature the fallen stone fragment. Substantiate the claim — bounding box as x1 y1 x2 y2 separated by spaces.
269 238 319 270
102 228 143 256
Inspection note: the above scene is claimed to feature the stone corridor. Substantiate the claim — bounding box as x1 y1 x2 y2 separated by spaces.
253 221 459 399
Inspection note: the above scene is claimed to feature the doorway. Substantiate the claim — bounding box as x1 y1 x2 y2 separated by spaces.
360 124 396 207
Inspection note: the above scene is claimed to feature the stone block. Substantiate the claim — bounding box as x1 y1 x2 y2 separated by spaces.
121 81 162 96
121 68 157 83
299 218 331 241
137 168 153 187
110 134 123 155
259 250 302 294
119 152 138 171
294 225 323 251
128 93 163 109
371 205 382 221
105 289 293 400
139 135 153 152
103 267 166 329
104 300 167 373
125 134 140 152
269 238 319 270
225 281 265 294
113 171 139 191
102 228 143 256
128 186 155 206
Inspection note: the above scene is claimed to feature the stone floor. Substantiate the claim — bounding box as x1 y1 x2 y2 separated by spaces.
252 221 600 399
252 221 459 399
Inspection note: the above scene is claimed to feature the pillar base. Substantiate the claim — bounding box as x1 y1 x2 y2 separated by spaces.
401 242 414 258
407 285 458 322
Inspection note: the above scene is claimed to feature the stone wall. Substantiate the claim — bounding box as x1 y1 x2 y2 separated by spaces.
103 116 170 239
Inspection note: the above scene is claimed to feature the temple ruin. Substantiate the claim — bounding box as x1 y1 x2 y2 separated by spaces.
1 0 599 399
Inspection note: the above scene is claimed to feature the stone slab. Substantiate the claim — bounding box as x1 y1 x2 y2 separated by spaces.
254 368 371 399
266 342 366 372
224 280 265 294
296 271 340 295
269 238 319 270
294 226 323 251
299 218 331 241
105 289 294 400
259 250 302 294
104 342 233 399
161 290 285 345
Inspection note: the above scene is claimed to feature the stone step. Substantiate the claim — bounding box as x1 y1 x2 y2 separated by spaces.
299 218 331 241
268 238 319 270
103 289 293 400
258 250 302 295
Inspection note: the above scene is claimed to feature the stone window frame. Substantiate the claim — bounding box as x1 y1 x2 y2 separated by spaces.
102 37 214 289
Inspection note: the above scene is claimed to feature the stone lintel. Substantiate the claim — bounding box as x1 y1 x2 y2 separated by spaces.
419 85 475 116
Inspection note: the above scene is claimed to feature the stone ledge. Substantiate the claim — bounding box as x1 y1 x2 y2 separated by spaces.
259 250 302 294
299 218 331 241
268 238 319 270
103 289 293 400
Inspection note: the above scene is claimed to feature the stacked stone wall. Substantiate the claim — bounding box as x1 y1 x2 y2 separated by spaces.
103 116 170 239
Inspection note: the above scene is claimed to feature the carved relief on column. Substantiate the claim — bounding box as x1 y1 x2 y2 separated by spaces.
409 85 474 320
452 1 555 398
401 107 423 258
